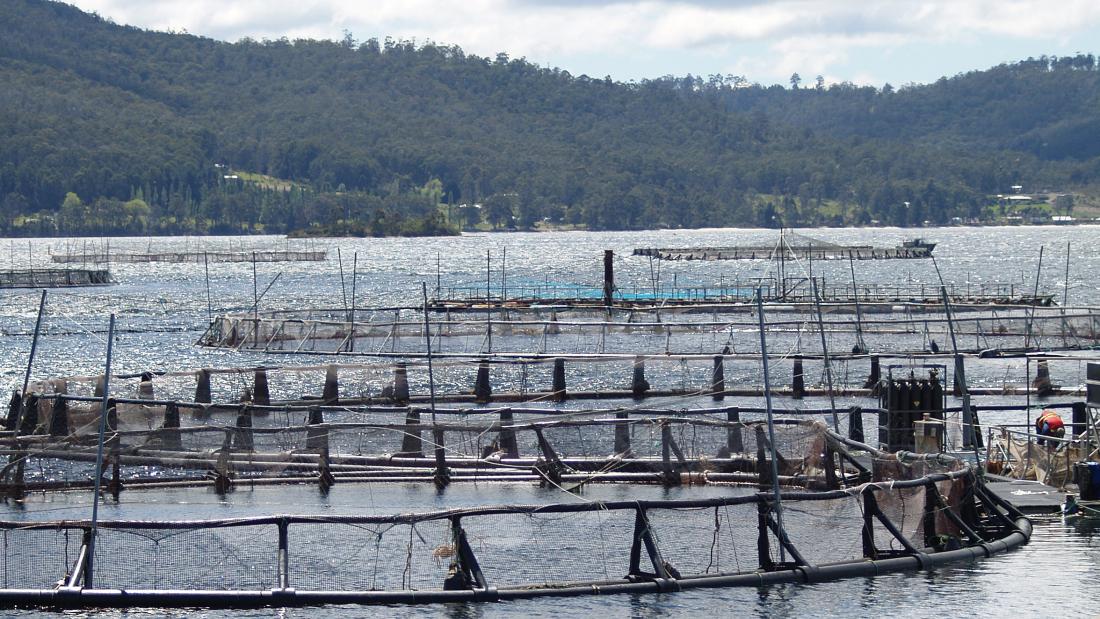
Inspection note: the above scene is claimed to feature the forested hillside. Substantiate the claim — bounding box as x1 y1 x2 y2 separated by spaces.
1 0 1098 236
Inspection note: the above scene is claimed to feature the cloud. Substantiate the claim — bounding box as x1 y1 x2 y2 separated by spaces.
68 0 1100 84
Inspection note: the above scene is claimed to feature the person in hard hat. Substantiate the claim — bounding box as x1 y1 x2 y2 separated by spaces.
1035 409 1065 446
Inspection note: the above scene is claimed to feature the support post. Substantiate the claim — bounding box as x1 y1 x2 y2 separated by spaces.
661 423 682 486
533 428 566 487
48 395 68 437
444 517 489 591
17 394 39 436
318 445 335 492
474 360 492 403
253 369 271 406
631 356 650 398
392 363 410 404
1072 401 1088 438
551 358 567 402
20 290 47 404
754 291 787 563
87 314 117 588
791 357 805 399
865 355 881 390
195 369 212 404
755 426 770 490
137 373 154 400
305 406 328 453
726 407 743 455
952 354 964 397
614 411 632 456
233 406 254 451
756 499 774 571
822 441 839 490
849 406 865 443
161 402 182 450
629 508 676 581
498 409 518 458
4 391 19 431
861 490 877 559
711 354 726 400
322 365 339 403
421 283 450 488
398 409 423 457
547 311 560 335
277 518 291 591
603 249 614 307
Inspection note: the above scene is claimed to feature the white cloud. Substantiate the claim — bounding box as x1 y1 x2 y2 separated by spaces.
68 0 1100 84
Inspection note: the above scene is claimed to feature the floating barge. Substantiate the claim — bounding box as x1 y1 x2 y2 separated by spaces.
50 250 326 264
634 232 936 261
0 268 112 289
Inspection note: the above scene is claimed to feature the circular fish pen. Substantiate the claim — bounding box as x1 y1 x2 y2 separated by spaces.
0 379 1032 609
199 304 1100 357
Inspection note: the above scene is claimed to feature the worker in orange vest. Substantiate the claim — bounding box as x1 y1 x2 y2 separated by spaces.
1035 409 1065 446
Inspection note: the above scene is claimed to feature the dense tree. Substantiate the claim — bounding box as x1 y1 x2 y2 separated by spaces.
0 0 1097 236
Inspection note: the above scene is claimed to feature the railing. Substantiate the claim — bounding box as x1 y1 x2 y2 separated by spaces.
0 446 1030 609
435 280 1038 306
195 305 1100 358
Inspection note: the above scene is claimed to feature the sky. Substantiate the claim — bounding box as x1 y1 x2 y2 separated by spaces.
66 0 1100 87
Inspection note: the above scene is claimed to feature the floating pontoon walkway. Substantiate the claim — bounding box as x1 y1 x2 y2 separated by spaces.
984 476 1067 514
633 230 935 261
50 250 326 264
634 246 932 261
434 282 1051 310
0 269 112 289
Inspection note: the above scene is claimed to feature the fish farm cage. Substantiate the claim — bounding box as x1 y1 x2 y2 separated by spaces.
0 394 1031 609
0 269 112 289
431 279 1052 308
0 251 1058 610
197 304 1100 358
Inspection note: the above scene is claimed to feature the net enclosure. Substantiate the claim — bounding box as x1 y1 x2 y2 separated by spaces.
0 416 1031 609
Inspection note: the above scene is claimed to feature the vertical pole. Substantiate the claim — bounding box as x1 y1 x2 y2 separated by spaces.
777 229 786 299
486 250 492 354
203 252 212 326
436 251 441 298
603 249 614 307
1061 241 1070 347
711 354 725 400
422 283 449 485
940 286 982 465
1024 246 1043 350
87 314 116 589
848 253 866 352
21 290 47 396
656 257 663 300
755 290 786 563
501 247 507 303
350 252 358 333
252 251 259 348
1025 357 1032 451
810 278 840 432
278 518 290 590
337 248 349 320
649 255 657 300
1063 241 1071 308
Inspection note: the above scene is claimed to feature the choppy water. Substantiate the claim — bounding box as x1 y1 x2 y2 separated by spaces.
1 226 1099 617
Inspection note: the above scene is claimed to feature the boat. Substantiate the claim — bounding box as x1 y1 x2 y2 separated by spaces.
900 238 937 253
